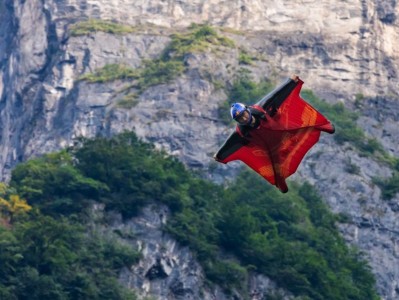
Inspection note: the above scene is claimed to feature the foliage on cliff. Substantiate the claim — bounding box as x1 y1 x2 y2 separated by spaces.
70 19 135 36
161 23 234 61
6 132 380 299
78 24 233 99
0 159 139 299
0 212 139 300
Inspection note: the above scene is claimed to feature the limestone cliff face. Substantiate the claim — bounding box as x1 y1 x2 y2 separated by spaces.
0 0 399 299
43 0 399 96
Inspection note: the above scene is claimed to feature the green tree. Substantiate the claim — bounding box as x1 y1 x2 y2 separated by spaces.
0 214 138 300
10 151 108 216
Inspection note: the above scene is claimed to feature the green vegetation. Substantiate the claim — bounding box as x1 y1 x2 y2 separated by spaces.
79 24 231 98
70 19 135 36
117 94 139 109
11 150 108 217
161 24 235 61
238 50 253 65
228 71 273 105
0 212 138 299
0 183 32 224
344 158 361 175
79 64 138 83
0 153 139 299
6 132 380 299
373 173 399 200
135 60 185 91
354 93 365 108
79 60 184 93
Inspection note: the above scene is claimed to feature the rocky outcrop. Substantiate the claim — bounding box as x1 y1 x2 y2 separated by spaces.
104 204 293 300
1 0 399 299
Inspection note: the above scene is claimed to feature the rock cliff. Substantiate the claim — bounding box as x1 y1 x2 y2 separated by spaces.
0 0 398 299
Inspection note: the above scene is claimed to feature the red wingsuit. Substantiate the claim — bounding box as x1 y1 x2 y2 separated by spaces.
214 77 334 193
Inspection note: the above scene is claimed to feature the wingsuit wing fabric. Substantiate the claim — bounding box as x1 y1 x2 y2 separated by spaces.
215 78 334 193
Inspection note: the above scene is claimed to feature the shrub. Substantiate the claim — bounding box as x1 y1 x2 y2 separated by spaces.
10 151 108 216
238 50 253 65
79 64 138 83
136 60 185 91
373 173 399 200
70 19 135 36
117 94 139 109
79 24 230 97
162 24 234 61
0 215 138 299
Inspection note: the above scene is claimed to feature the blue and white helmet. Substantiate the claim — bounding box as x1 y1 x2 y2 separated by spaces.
230 103 251 124
230 103 246 120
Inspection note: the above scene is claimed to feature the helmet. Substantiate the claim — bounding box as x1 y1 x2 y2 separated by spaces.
230 103 246 120
230 103 252 125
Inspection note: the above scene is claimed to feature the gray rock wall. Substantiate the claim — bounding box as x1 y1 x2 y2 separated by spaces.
102 204 292 300
2 0 398 176
1 0 399 299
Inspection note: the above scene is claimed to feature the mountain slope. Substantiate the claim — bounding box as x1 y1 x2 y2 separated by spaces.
0 0 398 299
